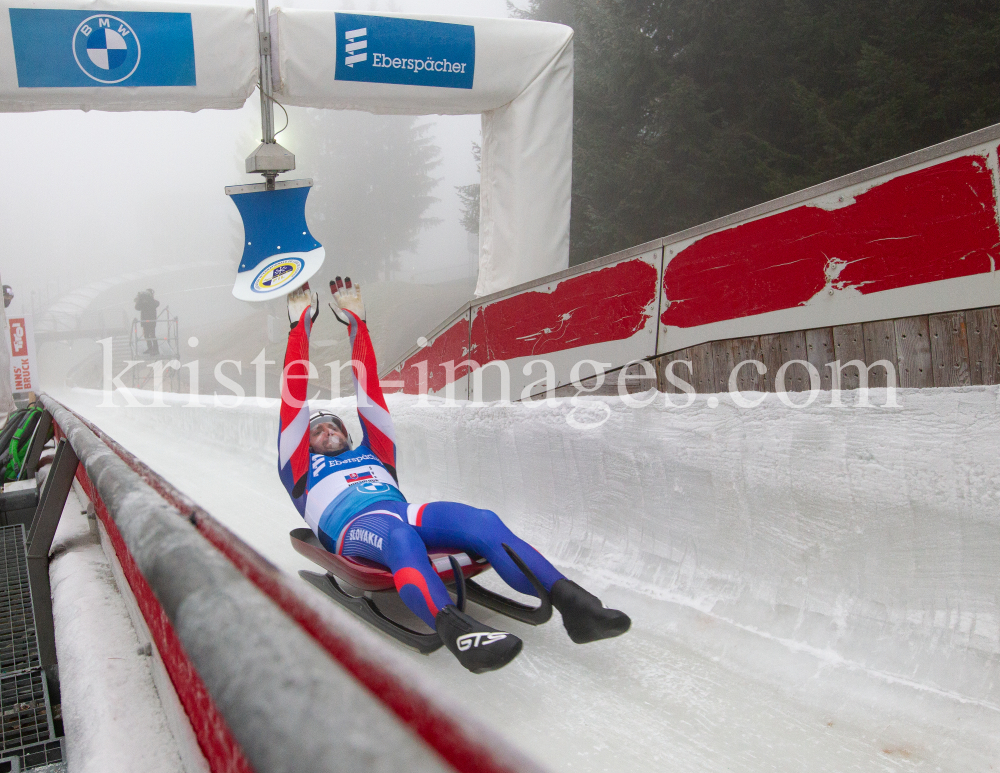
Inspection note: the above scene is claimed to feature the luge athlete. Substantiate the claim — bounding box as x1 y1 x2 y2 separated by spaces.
279 279 630 673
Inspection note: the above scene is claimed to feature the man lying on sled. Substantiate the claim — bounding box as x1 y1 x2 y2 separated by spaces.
279 279 629 673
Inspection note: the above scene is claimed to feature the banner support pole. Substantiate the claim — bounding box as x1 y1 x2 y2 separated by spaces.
256 0 274 147
246 0 294 190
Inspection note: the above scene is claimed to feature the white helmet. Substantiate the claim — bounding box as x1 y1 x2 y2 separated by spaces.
308 411 352 455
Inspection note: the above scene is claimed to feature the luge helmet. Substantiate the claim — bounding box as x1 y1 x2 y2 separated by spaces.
308 411 353 455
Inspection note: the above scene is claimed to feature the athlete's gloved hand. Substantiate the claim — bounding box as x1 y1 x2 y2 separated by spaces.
329 276 366 325
287 283 319 329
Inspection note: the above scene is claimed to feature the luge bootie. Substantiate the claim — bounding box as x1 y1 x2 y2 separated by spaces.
550 579 631 644
435 606 523 673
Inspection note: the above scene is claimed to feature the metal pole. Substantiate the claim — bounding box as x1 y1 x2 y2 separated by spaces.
256 0 276 188
0 271 15 417
244 0 294 186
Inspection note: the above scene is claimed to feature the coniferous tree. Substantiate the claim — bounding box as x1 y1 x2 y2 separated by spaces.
288 109 442 282
519 0 1000 264
456 142 481 236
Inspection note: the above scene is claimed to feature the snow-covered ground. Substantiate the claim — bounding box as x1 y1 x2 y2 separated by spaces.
55 385 1000 772
49 483 187 772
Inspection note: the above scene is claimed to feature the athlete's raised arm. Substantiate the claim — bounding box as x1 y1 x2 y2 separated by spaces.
329 277 398 479
278 286 318 499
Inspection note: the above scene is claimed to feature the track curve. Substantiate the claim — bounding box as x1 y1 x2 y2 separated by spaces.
59 385 1000 772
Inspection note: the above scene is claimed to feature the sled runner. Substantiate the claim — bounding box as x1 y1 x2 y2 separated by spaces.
290 528 553 653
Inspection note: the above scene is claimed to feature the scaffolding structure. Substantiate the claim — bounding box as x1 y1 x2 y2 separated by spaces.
127 306 180 391
0 526 63 772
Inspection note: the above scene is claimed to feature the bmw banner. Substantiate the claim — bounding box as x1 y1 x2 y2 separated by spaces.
10 9 196 87
0 1 257 111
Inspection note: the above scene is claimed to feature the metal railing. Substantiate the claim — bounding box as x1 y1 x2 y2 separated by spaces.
41 394 541 773
128 306 180 391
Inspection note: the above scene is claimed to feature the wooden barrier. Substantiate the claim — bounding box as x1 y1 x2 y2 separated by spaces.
542 305 999 397
652 305 1000 394
383 122 1000 401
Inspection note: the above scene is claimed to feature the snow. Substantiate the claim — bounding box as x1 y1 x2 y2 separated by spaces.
54 384 1000 772
49 484 186 773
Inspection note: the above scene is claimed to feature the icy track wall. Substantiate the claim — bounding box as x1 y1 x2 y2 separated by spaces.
384 121 1000 401
84 388 1000 711
396 391 1000 709
41 395 546 773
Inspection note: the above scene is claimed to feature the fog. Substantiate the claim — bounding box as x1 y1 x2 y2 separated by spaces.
0 0 512 392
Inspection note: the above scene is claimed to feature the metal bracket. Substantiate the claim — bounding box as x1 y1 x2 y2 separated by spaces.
299 571 444 654
447 555 466 612
247 0 294 187
463 544 554 625
18 410 51 482
245 142 295 176
26 439 79 670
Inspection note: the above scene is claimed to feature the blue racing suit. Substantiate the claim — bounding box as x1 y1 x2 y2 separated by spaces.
278 306 563 628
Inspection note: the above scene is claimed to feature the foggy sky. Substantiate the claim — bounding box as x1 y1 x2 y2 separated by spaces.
0 0 511 332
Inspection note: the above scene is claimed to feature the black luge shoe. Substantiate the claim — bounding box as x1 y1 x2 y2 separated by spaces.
550 579 631 644
435 606 522 674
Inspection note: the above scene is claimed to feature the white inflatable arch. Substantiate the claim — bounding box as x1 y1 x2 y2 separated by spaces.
0 2 573 296
270 10 573 296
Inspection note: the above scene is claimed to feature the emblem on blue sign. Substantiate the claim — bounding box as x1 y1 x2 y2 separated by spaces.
73 15 141 84
334 13 475 90
251 257 305 294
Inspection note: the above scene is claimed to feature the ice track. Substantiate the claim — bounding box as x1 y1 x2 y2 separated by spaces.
59 386 1000 772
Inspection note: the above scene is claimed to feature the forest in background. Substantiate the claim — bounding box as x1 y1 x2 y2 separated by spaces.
291 109 442 283
517 0 1000 264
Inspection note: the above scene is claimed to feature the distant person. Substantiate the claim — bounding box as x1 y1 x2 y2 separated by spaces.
278 279 631 673
2 285 12 309
134 288 160 355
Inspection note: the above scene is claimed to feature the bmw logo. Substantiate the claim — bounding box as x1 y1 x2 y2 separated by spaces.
357 482 390 494
73 15 141 84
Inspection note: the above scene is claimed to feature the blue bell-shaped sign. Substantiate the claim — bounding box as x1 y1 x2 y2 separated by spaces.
226 179 325 301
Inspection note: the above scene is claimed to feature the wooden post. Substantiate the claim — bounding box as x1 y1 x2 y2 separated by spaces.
656 349 692 394
965 307 1000 385
759 334 784 392
777 331 809 392
711 340 735 393
832 324 865 390
688 343 716 394
805 328 835 391
928 312 970 387
730 337 765 392
894 316 933 388
862 320 897 388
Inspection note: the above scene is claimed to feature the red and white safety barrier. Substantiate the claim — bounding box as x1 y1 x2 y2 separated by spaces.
44 394 546 773
384 122 1000 400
